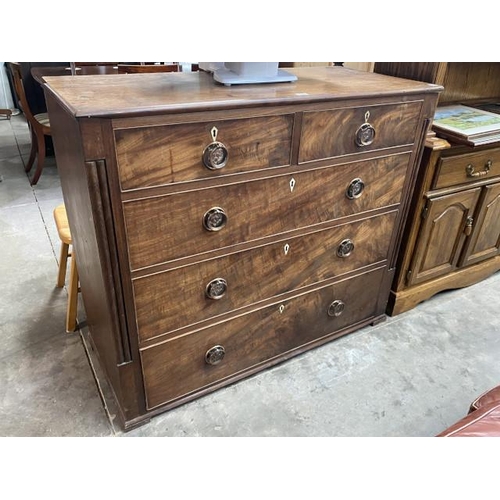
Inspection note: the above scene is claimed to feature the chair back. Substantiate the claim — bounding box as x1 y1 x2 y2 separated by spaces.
117 64 180 74
6 62 36 124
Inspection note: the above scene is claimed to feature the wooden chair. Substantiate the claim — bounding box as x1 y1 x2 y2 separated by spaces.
53 204 79 332
7 62 51 185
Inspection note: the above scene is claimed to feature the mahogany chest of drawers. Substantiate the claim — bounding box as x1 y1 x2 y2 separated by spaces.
44 67 440 429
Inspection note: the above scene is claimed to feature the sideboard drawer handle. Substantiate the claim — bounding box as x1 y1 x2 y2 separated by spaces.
328 300 345 317
202 126 228 170
203 207 227 231
466 160 491 178
355 110 376 147
337 239 355 258
205 278 228 300
205 345 226 365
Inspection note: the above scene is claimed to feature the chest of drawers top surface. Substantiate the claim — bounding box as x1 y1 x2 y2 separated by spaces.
43 66 441 118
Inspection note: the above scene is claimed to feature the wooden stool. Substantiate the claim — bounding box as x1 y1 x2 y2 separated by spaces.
53 204 79 332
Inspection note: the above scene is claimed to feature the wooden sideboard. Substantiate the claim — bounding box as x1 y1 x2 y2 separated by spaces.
374 62 500 315
44 67 440 429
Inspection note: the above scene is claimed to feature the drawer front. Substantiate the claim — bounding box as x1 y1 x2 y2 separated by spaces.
141 267 385 409
133 211 397 341
299 101 422 163
124 153 410 270
115 115 294 190
434 147 500 189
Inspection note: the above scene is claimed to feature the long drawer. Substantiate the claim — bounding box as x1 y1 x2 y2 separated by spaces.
433 147 500 190
114 114 294 190
140 266 385 410
123 153 411 270
133 210 397 342
299 101 422 163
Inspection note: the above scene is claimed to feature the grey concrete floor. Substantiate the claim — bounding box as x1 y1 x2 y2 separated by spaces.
2 113 500 437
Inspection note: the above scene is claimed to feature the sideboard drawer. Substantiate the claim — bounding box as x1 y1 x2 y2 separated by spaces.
123 153 410 270
133 211 397 341
140 266 385 409
299 101 422 163
115 114 294 190
433 147 500 190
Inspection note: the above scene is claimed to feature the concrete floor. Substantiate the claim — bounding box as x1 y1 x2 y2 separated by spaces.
2 113 500 437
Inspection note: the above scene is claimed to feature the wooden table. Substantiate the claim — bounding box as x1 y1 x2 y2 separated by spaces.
31 65 118 84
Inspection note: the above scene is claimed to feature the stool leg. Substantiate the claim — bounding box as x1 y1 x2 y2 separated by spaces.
57 242 69 288
66 253 79 333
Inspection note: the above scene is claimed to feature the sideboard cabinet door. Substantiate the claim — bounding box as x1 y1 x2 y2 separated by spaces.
408 188 481 285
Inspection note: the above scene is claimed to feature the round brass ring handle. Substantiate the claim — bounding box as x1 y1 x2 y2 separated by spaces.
203 207 227 231
346 178 365 199
205 345 226 365
202 142 228 170
328 300 345 317
355 123 376 147
205 278 228 300
337 239 355 258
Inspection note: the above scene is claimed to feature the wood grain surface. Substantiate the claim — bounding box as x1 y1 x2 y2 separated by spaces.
42 67 441 119
115 114 294 190
141 267 385 409
123 153 411 270
299 101 422 162
133 211 397 342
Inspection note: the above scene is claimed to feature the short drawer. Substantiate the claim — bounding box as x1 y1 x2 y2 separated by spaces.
114 114 294 190
133 211 397 341
140 266 385 410
299 101 422 163
123 153 411 270
433 147 500 190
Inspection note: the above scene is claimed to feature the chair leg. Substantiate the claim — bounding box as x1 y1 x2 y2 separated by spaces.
25 127 37 173
57 242 69 288
30 132 46 185
66 253 79 333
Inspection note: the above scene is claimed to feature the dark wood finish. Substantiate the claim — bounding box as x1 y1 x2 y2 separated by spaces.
122 154 411 270
115 114 294 189
31 65 119 85
117 64 180 73
7 62 51 185
299 101 422 162
42 67 439 119
44 67 440 429
375 63 500 315
133 211 397 342
141 267 386 410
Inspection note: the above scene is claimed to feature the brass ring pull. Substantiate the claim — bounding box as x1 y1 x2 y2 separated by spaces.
203 207 227 231
346 178 365 199
205 278 228 300
205 345 226 365
355 111 376 147
466 160 491 178
328 300 345 317
202 126 228 170
337 239 355 258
